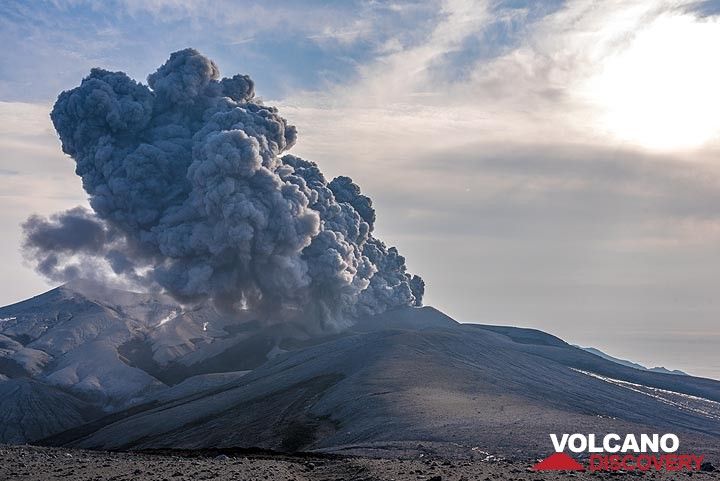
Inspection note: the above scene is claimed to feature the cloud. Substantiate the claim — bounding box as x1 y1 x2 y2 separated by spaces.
0 101 89 306
267 0 720 376
0 1 443 103
279 0 720 157
0 102 84 203
23 49 423 325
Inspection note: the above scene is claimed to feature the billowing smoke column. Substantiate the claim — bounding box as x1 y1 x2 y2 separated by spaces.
23 49 424 323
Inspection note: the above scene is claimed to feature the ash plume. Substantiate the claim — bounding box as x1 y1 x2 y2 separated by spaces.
23 48 423 323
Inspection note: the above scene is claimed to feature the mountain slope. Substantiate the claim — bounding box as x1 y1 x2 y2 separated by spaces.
45 318 720 458
0 378 102 443
0 282 177 406
578 346 688 375
0 284 456 444
3 284 720 459
0 283 304 442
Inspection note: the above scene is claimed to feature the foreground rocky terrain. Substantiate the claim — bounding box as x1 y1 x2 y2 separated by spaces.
1 444 718 481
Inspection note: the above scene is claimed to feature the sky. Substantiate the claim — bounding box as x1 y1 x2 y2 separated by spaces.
1 0 720 378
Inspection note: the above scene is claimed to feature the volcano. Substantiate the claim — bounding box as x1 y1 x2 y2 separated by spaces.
0 283 719 459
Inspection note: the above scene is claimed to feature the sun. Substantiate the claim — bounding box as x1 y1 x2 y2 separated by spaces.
584 13 720 151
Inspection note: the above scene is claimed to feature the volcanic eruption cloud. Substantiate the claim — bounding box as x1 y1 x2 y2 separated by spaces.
23 48 424 324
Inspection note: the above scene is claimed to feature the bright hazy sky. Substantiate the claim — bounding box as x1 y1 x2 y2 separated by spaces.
1 0 720 378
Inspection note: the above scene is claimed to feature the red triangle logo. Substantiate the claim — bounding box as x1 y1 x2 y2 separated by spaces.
532 452 586 471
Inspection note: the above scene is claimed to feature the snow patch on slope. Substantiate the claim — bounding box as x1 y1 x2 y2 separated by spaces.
572 368 720 420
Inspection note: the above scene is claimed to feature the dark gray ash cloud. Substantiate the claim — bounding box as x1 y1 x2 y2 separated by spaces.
22 48 423 322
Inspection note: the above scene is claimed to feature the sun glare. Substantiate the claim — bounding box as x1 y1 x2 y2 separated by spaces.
585 13 720 151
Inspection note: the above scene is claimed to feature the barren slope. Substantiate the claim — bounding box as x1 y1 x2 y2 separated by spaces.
45 314 720 459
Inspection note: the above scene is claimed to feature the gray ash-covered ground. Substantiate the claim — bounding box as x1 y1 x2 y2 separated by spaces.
1 445 718 481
